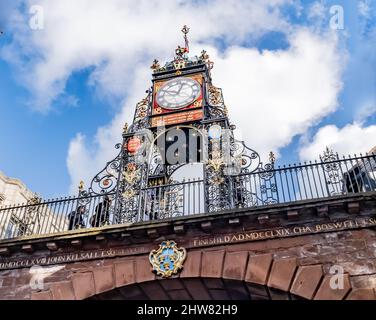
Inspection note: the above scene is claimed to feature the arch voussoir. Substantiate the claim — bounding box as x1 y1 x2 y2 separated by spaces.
114 260 135 288
92 265 115 294
244 253 273 285
200 250 225 278
290 265 323 299
267 257 298 292
71 272 95 300
314 274 351 300
49 280 76 300
222 251 249 281
28 249 376 301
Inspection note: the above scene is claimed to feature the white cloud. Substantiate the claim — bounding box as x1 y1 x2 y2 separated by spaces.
2 0 293 111
355 101 376 122
308 1 326 20
66 64 150 192
210 28 344 158
299 122 376 161
67 28 344 193
358 1 371 18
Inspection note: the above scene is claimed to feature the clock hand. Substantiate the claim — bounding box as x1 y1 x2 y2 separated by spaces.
177 83 184 94
164 91 179 96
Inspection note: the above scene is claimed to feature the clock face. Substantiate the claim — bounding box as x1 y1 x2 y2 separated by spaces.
156 77 201 110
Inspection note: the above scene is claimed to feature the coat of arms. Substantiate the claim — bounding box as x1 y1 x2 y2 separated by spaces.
149 240 186 278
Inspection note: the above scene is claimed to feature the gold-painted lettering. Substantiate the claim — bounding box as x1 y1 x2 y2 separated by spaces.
343 220 353 228
293 226 302 234
275 229 284 236
250 232 259 240
265 231 274 238
333 222 343 228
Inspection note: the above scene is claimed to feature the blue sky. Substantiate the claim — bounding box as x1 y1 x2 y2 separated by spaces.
0 0 375 199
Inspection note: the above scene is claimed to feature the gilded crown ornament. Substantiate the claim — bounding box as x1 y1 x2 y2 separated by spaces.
149 240 186 278
150 59 161 71
122 163 140 185
199 50 209 61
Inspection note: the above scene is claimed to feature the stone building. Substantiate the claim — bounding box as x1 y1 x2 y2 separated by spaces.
0 171 34 206
0 172 64 241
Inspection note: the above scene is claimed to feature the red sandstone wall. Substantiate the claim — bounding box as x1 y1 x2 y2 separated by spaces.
0 228 375 300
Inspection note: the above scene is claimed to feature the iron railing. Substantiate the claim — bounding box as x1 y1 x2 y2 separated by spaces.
0 153 375 240
232 153 376 208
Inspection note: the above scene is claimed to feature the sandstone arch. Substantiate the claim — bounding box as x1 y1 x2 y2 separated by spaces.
29 249 375 301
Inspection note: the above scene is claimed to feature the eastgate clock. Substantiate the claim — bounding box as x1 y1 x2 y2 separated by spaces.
156 77 201 110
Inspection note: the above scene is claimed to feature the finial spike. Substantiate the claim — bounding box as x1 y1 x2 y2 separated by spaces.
182 25 190 53
175 25 190 58
123 122 128 134
269 151 276 164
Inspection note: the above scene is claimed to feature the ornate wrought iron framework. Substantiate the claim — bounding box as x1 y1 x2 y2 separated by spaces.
77 27 281 220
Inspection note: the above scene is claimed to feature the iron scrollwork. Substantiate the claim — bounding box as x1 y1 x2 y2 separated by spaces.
206 84 228 119
142 181 184 221
129 92 151 133
320 147 343 196
204 123 232 212
17 195 42 236
229 140 278 207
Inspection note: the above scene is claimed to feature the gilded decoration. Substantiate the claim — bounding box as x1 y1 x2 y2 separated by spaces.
149 240 187 278
122 163 140 185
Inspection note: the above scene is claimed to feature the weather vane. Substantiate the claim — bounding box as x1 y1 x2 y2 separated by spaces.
175 25 190 58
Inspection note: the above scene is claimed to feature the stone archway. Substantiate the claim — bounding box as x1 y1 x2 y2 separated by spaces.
3 196 375 301
29 249 375 301
87 278 305 300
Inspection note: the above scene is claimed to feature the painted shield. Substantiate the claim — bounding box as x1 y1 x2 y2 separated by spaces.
149 240 186 278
